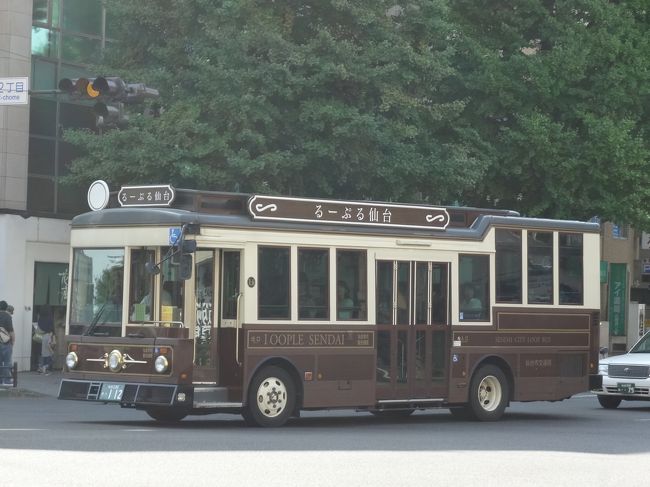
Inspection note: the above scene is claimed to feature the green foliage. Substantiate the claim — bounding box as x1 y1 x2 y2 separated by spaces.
64 0 484 204
63 0 650 226
450 0 650 226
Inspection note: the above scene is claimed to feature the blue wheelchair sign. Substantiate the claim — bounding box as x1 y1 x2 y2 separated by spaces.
169 227 182 245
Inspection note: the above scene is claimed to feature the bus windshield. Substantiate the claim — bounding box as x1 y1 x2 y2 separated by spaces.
69 248 124 336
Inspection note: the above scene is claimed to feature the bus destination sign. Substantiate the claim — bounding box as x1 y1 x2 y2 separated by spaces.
118 184 175 207
248 195 450 230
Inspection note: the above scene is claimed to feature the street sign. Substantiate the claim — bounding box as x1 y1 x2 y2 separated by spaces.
118 184 175 207
0 77 29 105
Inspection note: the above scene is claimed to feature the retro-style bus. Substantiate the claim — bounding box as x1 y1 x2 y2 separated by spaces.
58 183 602 426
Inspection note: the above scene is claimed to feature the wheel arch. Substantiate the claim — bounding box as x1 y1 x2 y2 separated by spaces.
244 357 303 414
469 355 515 403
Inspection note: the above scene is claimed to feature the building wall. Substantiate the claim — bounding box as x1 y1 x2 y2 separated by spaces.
0 214 70 370
0 0 32 210
600 222 638 354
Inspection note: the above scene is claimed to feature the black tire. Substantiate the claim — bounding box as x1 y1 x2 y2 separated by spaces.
145 407 188 422
468 365 509 421
370 409 415 418
597 395 622 409
449 406 472 420
245 366 296 427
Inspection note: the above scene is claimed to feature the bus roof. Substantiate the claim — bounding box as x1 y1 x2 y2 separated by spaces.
71 188 600 238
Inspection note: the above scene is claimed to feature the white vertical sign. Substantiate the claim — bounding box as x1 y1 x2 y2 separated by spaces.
642 232 650 250
0 77 29 105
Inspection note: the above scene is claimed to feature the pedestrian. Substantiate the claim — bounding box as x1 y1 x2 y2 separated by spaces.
37 305 55 375
0 300 15 386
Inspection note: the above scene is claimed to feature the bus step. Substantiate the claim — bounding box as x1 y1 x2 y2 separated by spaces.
193 386 230 406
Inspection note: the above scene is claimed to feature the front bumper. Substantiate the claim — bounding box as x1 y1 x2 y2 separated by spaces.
58 379 191 408
594 375 650 399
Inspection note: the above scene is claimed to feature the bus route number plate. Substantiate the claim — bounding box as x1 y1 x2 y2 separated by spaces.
617 383 635 394
99 383 125 401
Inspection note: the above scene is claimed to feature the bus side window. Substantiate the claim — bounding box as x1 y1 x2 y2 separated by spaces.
298 248 329 320
258 246 290 319
559 233 583 305
459 254 489 322
336 250 367 320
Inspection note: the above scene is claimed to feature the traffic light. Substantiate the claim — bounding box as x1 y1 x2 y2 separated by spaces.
58 77 126 100
58 76 159 129
58 77 158 103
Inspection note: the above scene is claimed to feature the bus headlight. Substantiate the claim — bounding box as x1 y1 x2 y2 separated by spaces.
598 363 608 375
108 350 124 372
154 355 169 374
65 352 79 370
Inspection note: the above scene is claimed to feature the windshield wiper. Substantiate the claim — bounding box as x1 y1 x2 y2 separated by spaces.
84 303 107 336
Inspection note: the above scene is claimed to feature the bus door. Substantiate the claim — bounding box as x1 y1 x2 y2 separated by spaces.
375 260 450 401
192 249 218 383
216 250 242 388
192 249 241 385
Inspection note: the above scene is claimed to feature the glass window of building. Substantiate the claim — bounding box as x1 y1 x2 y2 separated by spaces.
29 0 107 217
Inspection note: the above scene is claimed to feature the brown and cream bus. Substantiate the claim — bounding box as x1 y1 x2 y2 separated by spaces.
58 184 602 426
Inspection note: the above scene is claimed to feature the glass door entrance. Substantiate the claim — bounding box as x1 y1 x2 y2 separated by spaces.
192 249 241 384
375 260 449 400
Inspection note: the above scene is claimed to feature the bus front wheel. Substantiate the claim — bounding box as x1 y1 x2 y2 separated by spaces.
245 366 296 427
145 406 188 422
468 365 509 421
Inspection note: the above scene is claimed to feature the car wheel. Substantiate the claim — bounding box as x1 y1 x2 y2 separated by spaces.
246 366 295 427
146 407 188 422
597 395 622 409
468 365 509 421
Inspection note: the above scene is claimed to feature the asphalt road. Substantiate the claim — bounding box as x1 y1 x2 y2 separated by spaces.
2 392 650 486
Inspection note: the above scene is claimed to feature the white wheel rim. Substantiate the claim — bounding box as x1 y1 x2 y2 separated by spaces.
256 376 287 418
477 375 502 412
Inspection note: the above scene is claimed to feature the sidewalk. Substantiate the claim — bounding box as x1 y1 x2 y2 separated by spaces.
0 370 63 397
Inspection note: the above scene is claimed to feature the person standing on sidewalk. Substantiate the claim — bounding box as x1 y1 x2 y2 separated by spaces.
0 300 15 386
37 305 55 374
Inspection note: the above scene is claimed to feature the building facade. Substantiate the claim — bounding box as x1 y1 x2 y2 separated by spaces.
1 0 106 370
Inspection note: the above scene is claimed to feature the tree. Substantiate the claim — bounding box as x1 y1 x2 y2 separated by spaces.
63 0 487 205
450 0 650 226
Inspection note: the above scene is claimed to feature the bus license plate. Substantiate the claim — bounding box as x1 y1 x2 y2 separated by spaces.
617 383 635 394
99 383 125 401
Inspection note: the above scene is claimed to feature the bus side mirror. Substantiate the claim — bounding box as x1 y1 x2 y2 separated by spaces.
179 254 193 280
181 240 197 253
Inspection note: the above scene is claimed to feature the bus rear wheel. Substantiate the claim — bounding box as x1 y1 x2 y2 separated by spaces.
145 407 188 422
245 366 295 427
468 365 509 421
597 395 622 409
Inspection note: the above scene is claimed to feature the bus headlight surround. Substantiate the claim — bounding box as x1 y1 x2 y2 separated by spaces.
65 352 78 370
154 355 169 374
108 350 124 372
